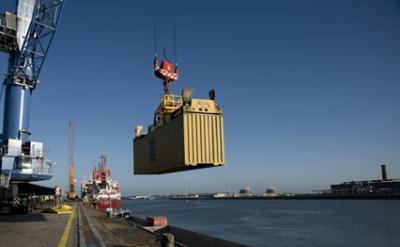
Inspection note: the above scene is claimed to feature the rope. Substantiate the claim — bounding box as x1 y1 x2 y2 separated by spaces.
163 0 169 60
153 0 178 64
153 0 158 57
173 0 178 66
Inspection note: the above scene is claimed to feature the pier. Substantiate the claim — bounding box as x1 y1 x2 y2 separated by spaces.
0 202 161 247
0 201 246 247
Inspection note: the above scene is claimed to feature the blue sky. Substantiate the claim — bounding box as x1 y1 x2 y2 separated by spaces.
0 0 399 195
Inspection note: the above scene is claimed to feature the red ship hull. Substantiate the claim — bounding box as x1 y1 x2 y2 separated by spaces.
95 199 121 212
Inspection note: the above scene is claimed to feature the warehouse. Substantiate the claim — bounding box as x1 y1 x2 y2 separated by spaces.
331 165 400 194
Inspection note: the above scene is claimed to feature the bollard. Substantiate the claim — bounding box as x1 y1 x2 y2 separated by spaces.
162 233 174 247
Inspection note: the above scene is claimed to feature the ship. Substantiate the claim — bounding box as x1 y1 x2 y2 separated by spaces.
82 155 121 212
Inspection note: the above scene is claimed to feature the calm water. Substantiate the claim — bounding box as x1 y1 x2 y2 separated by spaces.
122 199 400 247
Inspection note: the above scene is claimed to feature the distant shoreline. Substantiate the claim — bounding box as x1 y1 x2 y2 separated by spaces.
169 194 400 200
124 193 400 201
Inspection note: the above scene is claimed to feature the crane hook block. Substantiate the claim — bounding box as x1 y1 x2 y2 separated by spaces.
154 59 179 82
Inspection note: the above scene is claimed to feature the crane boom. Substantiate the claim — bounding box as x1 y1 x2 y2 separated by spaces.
0 0 65 212
0 0 65 185
68 121 76 199
11 0 65 88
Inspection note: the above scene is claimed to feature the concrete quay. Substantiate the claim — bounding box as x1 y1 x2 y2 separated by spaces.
0 202 161 247
0 202 247 247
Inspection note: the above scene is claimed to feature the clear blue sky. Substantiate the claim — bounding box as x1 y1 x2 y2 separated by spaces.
1 0 399 195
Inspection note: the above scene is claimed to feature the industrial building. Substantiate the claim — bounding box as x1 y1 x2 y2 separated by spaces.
331 164 400 195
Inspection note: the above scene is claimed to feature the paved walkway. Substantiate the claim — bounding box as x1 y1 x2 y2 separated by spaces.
0 208 77 247
80 203 161 247
0 202 169 247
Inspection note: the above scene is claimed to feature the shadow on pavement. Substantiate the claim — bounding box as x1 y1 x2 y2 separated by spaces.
0 212 48 222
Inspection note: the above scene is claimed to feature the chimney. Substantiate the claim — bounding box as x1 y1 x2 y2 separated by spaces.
381 164 388 180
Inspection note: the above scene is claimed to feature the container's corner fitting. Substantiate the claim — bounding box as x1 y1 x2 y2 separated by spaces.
133 88 225 174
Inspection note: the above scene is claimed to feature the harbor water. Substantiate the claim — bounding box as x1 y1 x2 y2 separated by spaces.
122 199 400 247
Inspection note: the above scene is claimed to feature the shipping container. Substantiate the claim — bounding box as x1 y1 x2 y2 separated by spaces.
146 216 168 226
133 97 225 174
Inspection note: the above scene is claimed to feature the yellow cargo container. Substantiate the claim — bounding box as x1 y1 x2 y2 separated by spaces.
134 96 225 174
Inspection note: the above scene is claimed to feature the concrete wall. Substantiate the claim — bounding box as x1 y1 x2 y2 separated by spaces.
162 225 248 247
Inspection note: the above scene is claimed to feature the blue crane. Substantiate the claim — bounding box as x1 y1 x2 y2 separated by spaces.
0 0 64 210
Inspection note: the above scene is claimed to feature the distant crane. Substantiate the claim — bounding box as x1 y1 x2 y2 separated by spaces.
0 0 65 212
68 121 76 200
